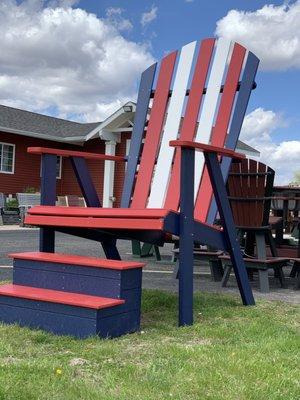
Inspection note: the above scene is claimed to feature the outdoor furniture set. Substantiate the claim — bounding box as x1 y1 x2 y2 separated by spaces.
0 37 296 339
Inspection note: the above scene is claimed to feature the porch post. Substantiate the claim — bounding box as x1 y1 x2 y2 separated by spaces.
103 140 117 208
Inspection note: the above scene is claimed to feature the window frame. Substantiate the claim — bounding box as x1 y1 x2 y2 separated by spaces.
39 155 62 180
0 142 16 175
56 155 62 180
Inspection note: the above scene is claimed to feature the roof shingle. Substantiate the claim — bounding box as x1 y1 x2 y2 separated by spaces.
0 104 101 139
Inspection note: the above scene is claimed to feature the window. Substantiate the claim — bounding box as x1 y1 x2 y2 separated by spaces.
56 156 62 179
0 142 15 174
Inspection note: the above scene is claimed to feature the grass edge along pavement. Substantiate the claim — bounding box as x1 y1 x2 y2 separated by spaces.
0 289 298 400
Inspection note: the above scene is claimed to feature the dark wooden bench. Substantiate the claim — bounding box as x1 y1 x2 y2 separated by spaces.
219 255 288 292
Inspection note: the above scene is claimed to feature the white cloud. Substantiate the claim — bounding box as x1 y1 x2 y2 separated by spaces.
0 0 154 121
105 7 133 31
240 108 300 184
141 5 158 27
215 1 300 70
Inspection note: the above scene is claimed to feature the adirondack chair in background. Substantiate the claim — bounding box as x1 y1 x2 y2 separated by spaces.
0 38 259 337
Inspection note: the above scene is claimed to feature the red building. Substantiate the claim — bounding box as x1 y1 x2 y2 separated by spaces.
0 103 135 207
0 103 259 207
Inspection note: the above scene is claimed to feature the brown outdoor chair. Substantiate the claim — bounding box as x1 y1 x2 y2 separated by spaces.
220 158 288 292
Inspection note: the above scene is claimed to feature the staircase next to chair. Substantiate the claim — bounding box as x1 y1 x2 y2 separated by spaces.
0 252 144 338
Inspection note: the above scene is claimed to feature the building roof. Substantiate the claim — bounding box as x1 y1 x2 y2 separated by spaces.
0 103 260 157
0 104 101 142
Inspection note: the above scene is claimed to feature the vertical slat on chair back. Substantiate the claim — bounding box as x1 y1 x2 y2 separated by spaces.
121 37 259 218
227 159 275 227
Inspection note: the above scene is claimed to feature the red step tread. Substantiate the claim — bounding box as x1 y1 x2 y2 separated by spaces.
0 284 125 310
9 252 145 270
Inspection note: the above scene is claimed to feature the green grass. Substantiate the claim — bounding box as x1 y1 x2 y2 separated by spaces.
0 290 299 400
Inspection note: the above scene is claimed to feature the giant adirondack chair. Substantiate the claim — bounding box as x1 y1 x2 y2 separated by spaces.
6 38 259 332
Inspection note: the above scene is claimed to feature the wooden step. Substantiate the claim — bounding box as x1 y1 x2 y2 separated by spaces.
10 252 143 313
9 252 145 270
0 284 124 309
0 284 139 338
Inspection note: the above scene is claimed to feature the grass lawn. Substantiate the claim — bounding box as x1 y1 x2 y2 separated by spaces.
0 289 299 400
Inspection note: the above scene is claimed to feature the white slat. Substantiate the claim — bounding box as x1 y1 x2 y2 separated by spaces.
193 38 232 200
147 41 197 208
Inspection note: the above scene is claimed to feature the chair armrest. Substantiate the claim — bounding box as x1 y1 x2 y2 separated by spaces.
28 147 126 162
169 140 246 160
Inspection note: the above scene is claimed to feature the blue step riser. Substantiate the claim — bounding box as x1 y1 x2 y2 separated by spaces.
13 268 142 313
0 297 140 338
13 260 142 290
14 260 142 289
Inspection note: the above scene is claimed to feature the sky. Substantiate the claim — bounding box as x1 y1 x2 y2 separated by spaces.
0 0 300 183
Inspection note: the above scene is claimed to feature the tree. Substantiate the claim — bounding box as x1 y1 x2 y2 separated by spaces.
294 170 300 184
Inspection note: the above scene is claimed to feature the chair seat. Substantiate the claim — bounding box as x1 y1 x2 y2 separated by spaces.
25 206 178 231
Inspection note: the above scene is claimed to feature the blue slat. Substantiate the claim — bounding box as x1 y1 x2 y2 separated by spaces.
206 51 260 224
121 62 157 207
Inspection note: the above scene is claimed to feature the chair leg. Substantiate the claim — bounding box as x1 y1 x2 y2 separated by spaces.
276 267 286 288
290 262 298 278
141 243 154 257
171 242 179 263
40 228 55 252
102 240 121 260
210 260 224 282
221 265 232 287
178 147 195 326
153 245 161 261
267 230 278 257
258 270 269 293
131 240 142 256
178 232 194 326
204 152 255 306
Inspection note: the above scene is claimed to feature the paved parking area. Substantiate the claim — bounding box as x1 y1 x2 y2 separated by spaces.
0 227 299 304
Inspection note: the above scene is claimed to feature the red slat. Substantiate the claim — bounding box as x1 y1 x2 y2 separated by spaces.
27 206 173 218
131 51 177 208
9 252 145 270
28 147 125 162
0 284 124 309
164 38 215 210
25 215 165 230
194 43 246 221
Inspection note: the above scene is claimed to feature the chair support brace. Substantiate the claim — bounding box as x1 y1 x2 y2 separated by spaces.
178 147 255 325
38 153 120 260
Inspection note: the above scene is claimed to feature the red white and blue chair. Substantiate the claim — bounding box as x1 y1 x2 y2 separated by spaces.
0 38 259 336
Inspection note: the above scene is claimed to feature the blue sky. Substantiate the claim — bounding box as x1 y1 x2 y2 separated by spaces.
1 0 300 182
79 0 299 144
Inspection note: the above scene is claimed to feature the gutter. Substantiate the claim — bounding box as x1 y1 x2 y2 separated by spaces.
0 125 87 145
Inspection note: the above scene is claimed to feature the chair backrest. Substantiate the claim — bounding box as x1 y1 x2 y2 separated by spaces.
66 195 86 207
17 193 41 208
121 37 259 223
227 159 275 228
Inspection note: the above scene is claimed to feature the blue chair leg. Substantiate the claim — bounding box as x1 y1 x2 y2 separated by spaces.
204 152 255 306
